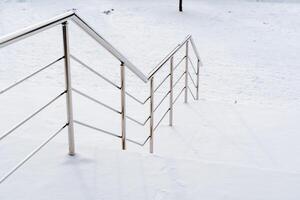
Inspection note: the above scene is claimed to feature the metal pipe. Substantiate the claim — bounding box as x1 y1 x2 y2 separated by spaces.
169 57 174 126
173 87 185 105
148 35 191 79
188 56 197 75
173 71 186 89
71 15 148 83
189 36 201 60
188 72 197 88
149 77 154 153
196 59 200 100
187 86 197 100
72 88 121 114
0 124 67 184
173 56 186 72
154 108 170 132
120 62 126 150
74 120 121 138
126 115 150 126
153 91 170 113
0 91 66 141
0 56 64 95
0 11 75 48
154 74 170 94
70 55 120 89
62 22 75 156
125 91 150 105
184 41 189 103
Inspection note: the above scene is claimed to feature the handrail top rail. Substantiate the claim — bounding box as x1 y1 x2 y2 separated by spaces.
148 35 201 80
0 11 75 47
148 35 191 79
0 10 148 82
0 11 200 83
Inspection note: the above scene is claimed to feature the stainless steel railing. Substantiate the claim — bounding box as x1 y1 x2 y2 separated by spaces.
0 11 202 183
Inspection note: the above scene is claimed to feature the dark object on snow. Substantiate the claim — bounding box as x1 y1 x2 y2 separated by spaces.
103 9 114 15
179 0 183 12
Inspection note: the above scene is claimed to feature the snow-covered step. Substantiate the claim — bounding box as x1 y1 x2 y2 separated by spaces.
1 140 300 200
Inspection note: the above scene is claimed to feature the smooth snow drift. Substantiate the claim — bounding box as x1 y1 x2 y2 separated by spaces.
0 0 300 199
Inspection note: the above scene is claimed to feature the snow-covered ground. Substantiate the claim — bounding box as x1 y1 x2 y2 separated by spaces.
1 0 300 199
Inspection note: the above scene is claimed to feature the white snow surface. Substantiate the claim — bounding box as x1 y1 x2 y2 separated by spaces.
1 0 300 199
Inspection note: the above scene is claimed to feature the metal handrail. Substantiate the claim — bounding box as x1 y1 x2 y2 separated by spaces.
0 57 64 95
0 91 66 141
74 120 121 138
187 86 197 100
126 115 150 126
70 55 121 89
0 11 148 82
0 11 202 184
0 123 68 184
188 56 198 75
188 72 197 88
148 35 191 79
72 88 121 114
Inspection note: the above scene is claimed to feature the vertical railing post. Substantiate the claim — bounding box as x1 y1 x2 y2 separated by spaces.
62 21 75 156
169 57 174 126
184 41 189 103
196 59 200 100
120 62 126 150
149 77 154 153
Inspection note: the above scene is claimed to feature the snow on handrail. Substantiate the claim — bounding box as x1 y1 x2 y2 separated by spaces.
0 10 202 183
0 11 201 83
0 11 148 82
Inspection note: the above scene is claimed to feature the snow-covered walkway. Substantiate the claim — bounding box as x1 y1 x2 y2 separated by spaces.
1 0 300 199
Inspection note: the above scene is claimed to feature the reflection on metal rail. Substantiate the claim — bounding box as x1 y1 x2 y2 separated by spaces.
0 11 202 183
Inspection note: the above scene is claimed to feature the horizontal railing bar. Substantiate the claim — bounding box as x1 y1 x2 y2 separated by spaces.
0 91 66 141
126 136 150 147
0 11 148 82
148 35 191 79
0 123 67 184
189 37 200 61
154 74 170 93
154 91 170 113
0 56 64 95
72 88 121 114
74 120 121 138
187 86 197 100
126 115 150 126
173 87 185 105
173 56 186 72
173 72 186 89
188 72 197 88
147 46 180 77
154 108 170 132
0 11 75 48
70 55 120 90
125 138 143 146
141 136 151 146
125 91 150 105
188 56 197 75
